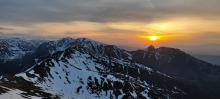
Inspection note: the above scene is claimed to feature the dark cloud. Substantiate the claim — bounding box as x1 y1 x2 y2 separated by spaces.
0 0 219 24
97 27 145 34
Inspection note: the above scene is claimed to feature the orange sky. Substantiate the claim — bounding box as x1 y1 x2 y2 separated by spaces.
0 0 220 55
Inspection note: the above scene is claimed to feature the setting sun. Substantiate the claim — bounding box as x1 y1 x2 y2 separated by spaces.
148 36 159 41
138 35 160 42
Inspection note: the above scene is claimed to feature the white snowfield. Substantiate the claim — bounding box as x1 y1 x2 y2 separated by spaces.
0 86 41 99
0 38 184 99
0 38 42 61
16 49 151 99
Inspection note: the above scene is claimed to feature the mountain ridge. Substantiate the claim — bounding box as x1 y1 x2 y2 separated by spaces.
0 37 219 99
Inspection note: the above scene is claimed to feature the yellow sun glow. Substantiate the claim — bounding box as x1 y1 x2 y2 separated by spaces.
148 36 159 41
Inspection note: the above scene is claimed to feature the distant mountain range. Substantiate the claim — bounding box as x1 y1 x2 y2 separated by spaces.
194 55 220 65
0 38 219 99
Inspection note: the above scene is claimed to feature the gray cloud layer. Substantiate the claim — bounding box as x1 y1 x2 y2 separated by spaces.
0 0 219 24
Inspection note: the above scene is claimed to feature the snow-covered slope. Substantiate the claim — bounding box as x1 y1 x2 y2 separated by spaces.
16 48 185 99
0 38 42 61
0 38 186 99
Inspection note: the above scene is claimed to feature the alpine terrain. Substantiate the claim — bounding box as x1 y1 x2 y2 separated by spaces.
0 38 219 99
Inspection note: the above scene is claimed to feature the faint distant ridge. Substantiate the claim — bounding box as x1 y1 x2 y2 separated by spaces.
194 54 220 65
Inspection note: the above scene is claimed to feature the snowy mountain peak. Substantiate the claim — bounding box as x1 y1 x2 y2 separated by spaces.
13 46 185 99
0 38 42 60
73 38 106 48
64 38 131 60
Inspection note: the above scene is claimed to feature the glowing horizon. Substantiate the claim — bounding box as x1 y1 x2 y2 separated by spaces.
0 0 220 55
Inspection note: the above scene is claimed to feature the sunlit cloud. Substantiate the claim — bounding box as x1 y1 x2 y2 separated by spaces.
146 17 220 34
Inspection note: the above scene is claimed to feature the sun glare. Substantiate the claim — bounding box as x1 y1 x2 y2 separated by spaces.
148 36 159 41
